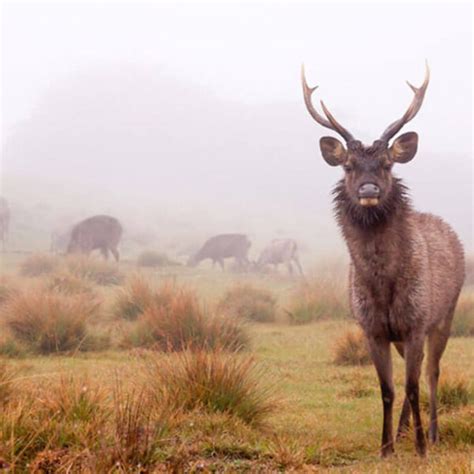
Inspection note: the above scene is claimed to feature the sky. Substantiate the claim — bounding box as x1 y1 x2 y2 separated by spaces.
1 1 472 254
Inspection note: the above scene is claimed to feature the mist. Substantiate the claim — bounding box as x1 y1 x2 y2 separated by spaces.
1 1 472 260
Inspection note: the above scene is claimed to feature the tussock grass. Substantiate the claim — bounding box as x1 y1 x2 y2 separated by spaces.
286 277 348 324
333 329 371 366
146 349 276 427
65 255 123 286
19 253 59 277
217 284 277 323
0 277 19 306
123 282 249 351
137 250 179 268
441 407 474 446
421 372 472 413
46 271 95 295
451 292 474 337
465 255 474 286
3 289 101 354
113 274 155 320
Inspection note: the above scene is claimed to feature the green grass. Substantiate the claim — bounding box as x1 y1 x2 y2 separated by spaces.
0 254 472 471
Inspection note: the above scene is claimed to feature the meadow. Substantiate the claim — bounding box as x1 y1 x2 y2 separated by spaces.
0 251 472 473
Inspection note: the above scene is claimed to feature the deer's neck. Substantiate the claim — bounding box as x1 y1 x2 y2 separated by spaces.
333 178 413 281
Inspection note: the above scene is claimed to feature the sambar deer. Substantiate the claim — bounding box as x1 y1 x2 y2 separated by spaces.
301 63 465 457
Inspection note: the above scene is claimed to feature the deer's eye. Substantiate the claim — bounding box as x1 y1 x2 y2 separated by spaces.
344 164 353 172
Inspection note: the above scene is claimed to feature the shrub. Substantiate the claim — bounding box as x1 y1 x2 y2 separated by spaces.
65 256 123 286
421 372 472 413
137 250 178 268
46 271 95 295
451 293 474 337
217 284 277 323
333 329 371 366
123 283 248 351
113 275 155 321
0 278 18 306
19 254 59 277
3 289 100 354
146 349 276 426
286 277 348 325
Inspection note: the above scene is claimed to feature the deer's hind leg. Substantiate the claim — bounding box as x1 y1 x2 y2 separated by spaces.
426 328 450 444
394 342 411 440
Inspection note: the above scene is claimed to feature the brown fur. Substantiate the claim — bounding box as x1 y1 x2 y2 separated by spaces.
67 215 123 262
331 141 465 456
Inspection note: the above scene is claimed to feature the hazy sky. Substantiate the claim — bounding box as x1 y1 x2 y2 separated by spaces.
1 1 472 252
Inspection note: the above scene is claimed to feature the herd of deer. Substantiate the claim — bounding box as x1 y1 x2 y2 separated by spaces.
0 64 466 458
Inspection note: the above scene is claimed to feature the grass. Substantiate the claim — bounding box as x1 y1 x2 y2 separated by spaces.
0 255 472 471
19 253 59 277
113 273 155 320
451 292 474 337
123 282 249 351
217 283 277 322
2 288 101 354
65 255 124 285
137 250 179 268
146 349 276 427
333 329 372 366
286 276 348 324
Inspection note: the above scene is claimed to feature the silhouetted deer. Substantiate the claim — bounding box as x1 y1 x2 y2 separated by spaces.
256 238 303 275
67 215 123 262
302 63 464 457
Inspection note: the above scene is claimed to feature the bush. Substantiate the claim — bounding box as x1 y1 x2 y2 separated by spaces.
3 289 100 354
217 284 277 323
286 277 348 325
113 275 155 321
146 349 276 427
46 271 95 295
451 293 474 337
19 254 59 277
333 329 371 366
421 372 472 413
65 256 123 286
123 283 249 351
137 251 179 268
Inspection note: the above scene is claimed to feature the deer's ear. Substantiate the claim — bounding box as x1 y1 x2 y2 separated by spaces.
389 132 418 163
319 137 347 166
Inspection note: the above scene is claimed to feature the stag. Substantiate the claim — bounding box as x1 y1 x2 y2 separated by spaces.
0 198 10 251
188 234 251 271
67 215 123 261
302 63 464 457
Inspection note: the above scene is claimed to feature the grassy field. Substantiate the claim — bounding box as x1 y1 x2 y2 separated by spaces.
0 252 472 472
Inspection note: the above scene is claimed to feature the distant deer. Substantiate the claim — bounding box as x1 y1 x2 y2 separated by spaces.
67 215 123 261
0 197 10 252
256 238 303 275
302 63 464 457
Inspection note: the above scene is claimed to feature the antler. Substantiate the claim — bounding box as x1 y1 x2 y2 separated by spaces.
301 64 354 142
380 62 430 142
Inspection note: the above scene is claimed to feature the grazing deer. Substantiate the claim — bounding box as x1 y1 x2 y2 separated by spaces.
67 215 123 261
301 63 465 457
187 234 251 271
256 238 304 275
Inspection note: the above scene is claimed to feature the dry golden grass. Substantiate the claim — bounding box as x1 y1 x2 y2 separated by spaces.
113 273 155 320
333 328 372 366
145 349 276 427
45 271 95 295
217 283 277 323
19 253 59 277
2 288 101 354
287 276 348 324
451 291 474 337
123 282 249 351
65 255 124 285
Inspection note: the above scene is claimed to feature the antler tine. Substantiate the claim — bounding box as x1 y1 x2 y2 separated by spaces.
301 64 354 142
380 62 430 142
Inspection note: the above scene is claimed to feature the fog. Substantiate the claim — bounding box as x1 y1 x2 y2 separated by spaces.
1 2 472 259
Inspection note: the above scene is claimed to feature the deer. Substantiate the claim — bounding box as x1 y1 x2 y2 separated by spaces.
301 63 465 457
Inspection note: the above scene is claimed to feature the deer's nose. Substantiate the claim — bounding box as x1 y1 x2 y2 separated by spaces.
358 183 380 198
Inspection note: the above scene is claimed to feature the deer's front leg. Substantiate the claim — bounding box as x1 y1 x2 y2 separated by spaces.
404 336 427 456
367 336 395 457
